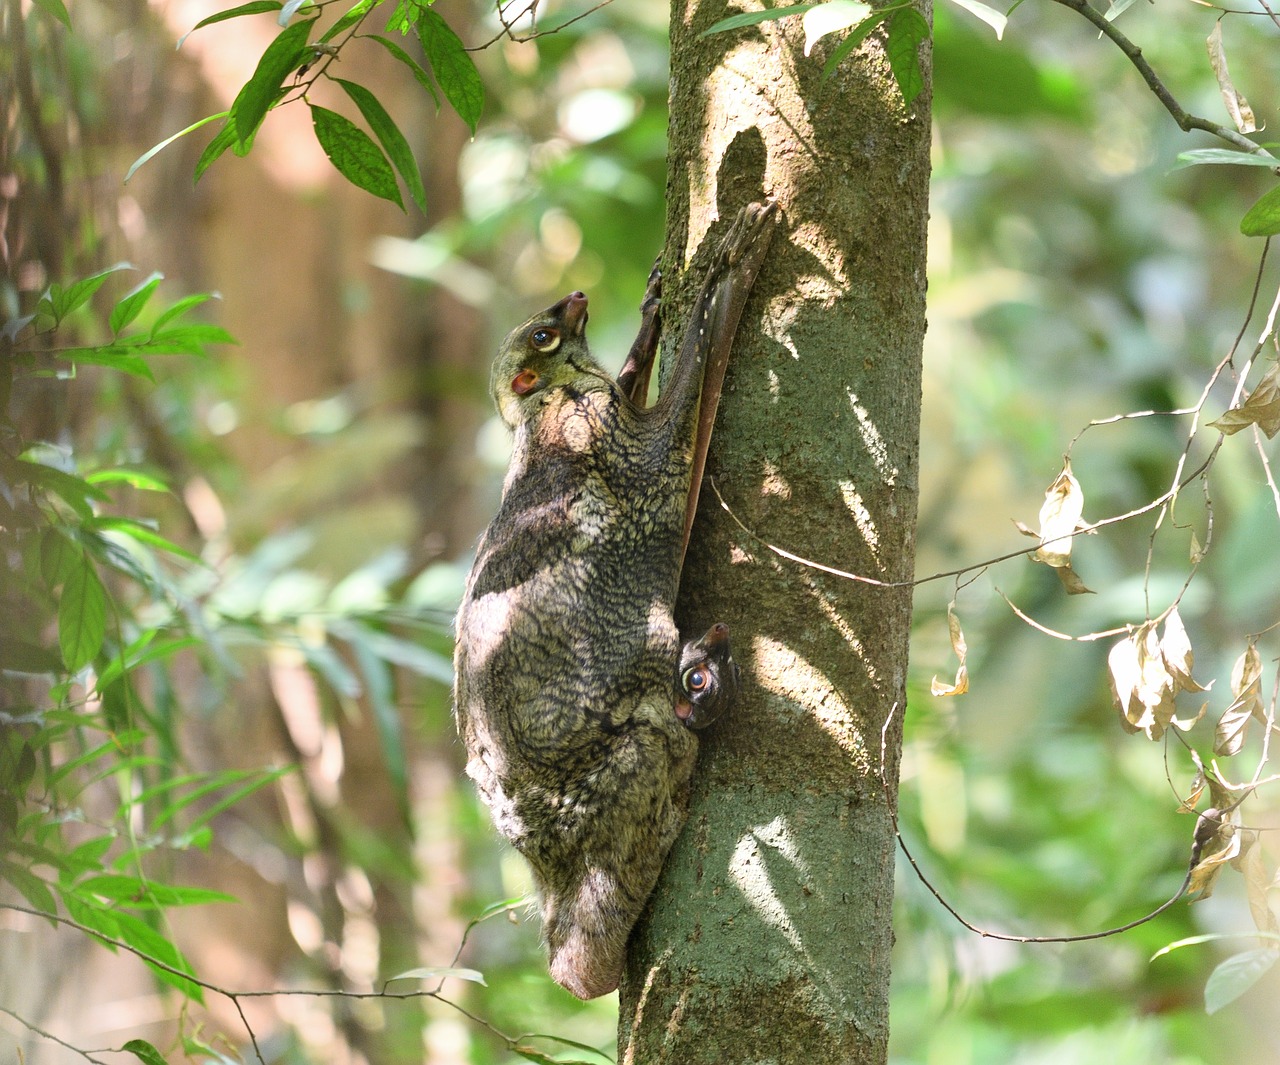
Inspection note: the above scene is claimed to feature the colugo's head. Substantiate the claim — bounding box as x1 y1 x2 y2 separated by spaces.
490 291 611 429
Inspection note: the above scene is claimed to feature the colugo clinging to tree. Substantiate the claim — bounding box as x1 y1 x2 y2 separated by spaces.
454 201 778 999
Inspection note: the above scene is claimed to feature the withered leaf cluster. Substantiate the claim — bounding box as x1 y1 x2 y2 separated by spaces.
1015 461 1093 594
1107 609 1209 741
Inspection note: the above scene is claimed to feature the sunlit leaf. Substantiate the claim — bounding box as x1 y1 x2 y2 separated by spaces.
802 0 872 56
1032 461 1085 568
418 9 483 135
930 601 969 696
310 104 402 207
1188 815 1239 899
1237 833 1278 935
279 0 310 25
1171 148 1278 171
1205 949 1278 1014
126 113 229 183
386 965 487 986
179 1 282 48
1206 22 1257 135
1214 641 1264 755
946 0 1006 38
320 0 377 43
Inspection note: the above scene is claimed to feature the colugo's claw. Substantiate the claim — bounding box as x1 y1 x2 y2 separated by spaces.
675 622 740 731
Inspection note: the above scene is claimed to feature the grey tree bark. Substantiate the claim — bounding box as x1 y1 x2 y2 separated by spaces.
618 7 931 1063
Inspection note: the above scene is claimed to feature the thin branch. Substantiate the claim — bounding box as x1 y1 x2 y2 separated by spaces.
1046 0 1277 160
0 1005 110 1065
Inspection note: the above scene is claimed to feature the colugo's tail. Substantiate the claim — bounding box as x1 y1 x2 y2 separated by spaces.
543 868 635 999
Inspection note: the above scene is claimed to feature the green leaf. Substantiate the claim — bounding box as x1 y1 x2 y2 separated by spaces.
310 104 403 207
78 874 236 908
122 1039 169 1065
30 0 71 28
1240 184 1280 236
365 34 440 108
386 0 426 35
90 515 203 563
109 273 163 335
1 861 58 916
64 835 114 876
59 559 107 672
180 1 284 44
347 628 408 800
195 119 241 183
1205 949 1278 1013
57 346 156 380
885 8 929 107
125 113 229 183
821 10 889 77
701 2 821 37
143 324 238 354
1172 148 1279 171
228 17 313 149
320 0 377 42
337 79 427 213
95 636 200 693
17 458 109 520
111 910 205 1003
49 263 133 321
418 9 484 135
84 468 172 493
40 528 83 587
149 292 219 333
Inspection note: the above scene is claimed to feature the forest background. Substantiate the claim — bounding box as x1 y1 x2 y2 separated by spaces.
3 0 1280 1062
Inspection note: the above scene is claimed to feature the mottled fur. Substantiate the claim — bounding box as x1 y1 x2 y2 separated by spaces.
454 202 776 998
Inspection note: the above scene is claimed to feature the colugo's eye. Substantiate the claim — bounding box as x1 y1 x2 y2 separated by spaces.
682 666 709 693
529 327 560 353
512 369 541 395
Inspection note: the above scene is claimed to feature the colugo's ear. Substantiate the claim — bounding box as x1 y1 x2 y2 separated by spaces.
512 369 541 394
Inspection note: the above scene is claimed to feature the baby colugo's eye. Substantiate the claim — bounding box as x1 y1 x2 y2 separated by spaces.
682 666 709 693
530 327 560 352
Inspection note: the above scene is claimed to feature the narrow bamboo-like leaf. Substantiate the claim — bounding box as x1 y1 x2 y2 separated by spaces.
30 0 71 27
90 516 203 563
121 1039 169 1065
310 104 402 207
59 560 107 672
180 0 282 48
57 346 156 380
1205 949 1278 1014
109 273 163 335
366 34 440 108
347 627 408 800
50 263 133 321
125 113 229 183
701 2 820 37
320 0 377 42
228 17 313 149
1 861 58 916
886 8 929 107
418 9 483 134
337 79 427 213
946 0 1006 38
144 324 238 354
84 468 171 492
79 874 236 908
149 292 219 333
1241 184 1280 237
111 910 205 1003
18 459 109 520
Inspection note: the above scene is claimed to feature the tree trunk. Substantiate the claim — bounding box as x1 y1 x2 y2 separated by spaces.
619 8 931 1063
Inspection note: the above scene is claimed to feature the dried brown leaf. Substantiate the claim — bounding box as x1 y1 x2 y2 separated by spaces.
1032 462 1085 568
1161 608 1209 694
931 601 969 697
1209 361 1280 438
1215 641 1264 756
1178 763 1207 813
1188 817 1240 900
1207 21 1258 134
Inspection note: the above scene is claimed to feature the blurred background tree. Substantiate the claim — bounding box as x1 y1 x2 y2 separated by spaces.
1 0 1278 1063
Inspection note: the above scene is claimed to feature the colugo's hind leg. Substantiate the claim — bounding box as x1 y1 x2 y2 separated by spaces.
616 260 662 406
